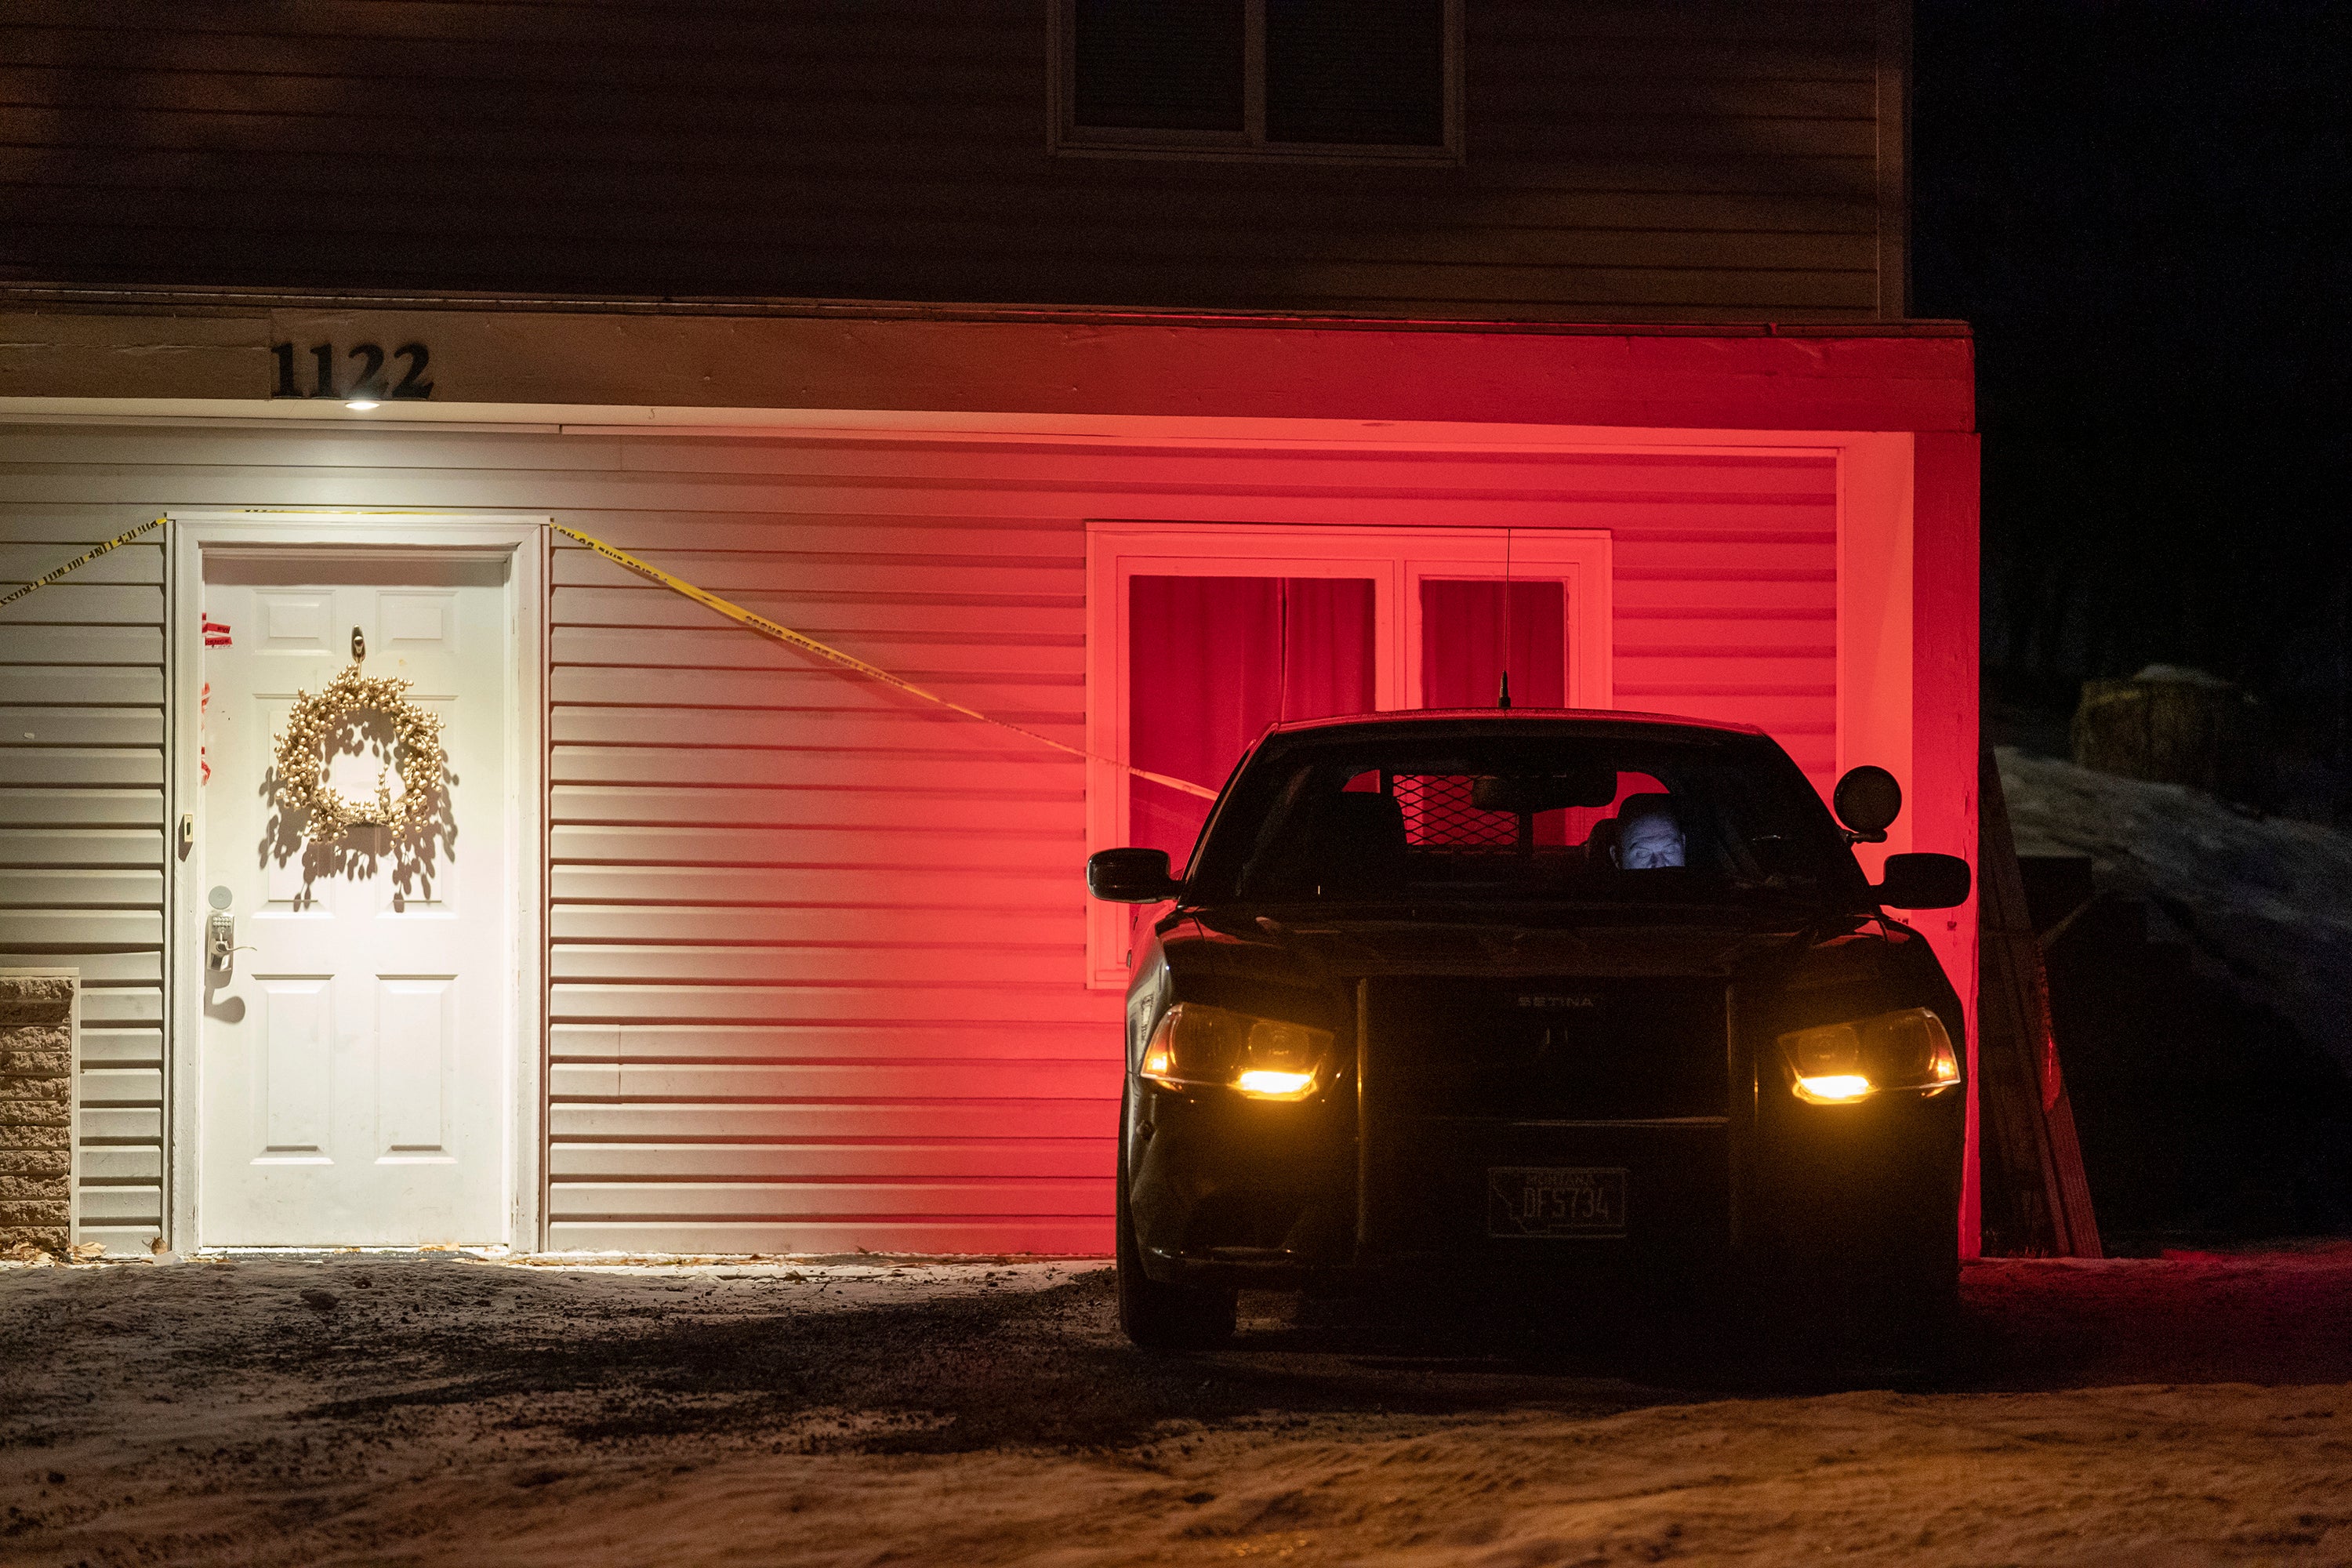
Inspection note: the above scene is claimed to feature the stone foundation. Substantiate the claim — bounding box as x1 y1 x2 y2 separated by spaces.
0 971 77 1255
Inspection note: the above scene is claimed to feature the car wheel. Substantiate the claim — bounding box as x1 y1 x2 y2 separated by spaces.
1861 1250 1962 1338
1116 1090 1237 1352
1742 1249 1959 1374
1815 1250 1961 1374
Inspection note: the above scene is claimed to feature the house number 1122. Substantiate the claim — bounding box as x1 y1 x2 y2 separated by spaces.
271 342 434 401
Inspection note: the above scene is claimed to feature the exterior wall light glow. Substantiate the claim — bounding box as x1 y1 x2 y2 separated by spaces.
1777 1007 1958 1105
345 398 380 411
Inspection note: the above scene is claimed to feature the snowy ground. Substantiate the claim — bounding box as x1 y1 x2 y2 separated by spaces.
5 1246 2351 1566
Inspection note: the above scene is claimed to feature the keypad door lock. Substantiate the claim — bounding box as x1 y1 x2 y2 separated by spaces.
205 903 256 976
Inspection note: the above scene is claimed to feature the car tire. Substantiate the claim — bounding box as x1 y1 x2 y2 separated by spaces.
1824 1250 1961 1374
1864 1250 1962 1336
1742 1247 1958 1373
1116 1090 1237 1352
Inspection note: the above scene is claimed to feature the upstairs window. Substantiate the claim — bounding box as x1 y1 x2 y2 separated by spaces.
1054 0 1461 162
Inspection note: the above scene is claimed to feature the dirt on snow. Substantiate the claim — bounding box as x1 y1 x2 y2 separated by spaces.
4 1244 2351 1566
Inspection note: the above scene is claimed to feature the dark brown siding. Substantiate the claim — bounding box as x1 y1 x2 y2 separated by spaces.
0 1 1903 321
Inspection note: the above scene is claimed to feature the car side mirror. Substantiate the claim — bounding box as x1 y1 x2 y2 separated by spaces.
1872 851 1972 909
1833 765 1904 844
1087 848 1182 904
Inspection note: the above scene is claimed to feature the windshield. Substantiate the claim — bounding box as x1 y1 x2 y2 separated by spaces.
1186 728 1867 909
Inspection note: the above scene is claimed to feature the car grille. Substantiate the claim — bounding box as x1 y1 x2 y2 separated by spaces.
1357 976 1733 1262
1364 976 1730 1122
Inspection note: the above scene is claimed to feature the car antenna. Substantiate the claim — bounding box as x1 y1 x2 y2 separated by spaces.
1497 528 1513 708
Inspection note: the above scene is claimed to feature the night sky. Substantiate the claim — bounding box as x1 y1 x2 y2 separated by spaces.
1912 1 2347 751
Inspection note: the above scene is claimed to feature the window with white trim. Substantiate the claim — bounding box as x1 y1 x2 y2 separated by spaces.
1053 0 1463 162
1085 522 1610 984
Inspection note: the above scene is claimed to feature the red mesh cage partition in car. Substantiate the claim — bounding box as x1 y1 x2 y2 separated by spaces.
1392 769 1673 858
1393 773 1520 852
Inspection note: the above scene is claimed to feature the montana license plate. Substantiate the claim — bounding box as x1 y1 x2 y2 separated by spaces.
1486 1167 1628 1237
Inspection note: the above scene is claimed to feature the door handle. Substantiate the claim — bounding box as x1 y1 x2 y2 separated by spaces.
205 911 256 976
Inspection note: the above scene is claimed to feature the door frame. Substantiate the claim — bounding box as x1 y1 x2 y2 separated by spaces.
165 512 550 1251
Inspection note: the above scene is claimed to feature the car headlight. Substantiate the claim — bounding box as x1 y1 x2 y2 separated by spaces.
1777 1007 1959 1105
1139 1002 1334 1101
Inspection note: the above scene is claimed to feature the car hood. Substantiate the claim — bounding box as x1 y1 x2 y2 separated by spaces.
1167 905 1856 982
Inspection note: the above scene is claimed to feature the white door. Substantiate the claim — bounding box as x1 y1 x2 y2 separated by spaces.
198 556 513 1246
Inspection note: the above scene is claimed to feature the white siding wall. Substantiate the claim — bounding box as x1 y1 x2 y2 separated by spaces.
0 419 1834 1254
0 506 167 1252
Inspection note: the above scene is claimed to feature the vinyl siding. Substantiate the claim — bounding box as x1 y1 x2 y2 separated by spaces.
0 516 167 1252
0 0 1900 321
0 419 1835 1254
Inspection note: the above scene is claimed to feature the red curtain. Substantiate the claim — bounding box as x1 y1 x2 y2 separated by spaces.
1419 579 1565 710
1129 575 1374 862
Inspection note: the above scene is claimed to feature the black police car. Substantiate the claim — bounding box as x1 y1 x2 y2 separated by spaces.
1086 710 1973 1349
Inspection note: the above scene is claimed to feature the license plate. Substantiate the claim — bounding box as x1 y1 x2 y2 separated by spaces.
1486 1167 1628 1237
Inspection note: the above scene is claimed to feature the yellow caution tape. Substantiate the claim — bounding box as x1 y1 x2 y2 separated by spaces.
551 524 1218 800
0 517 164 611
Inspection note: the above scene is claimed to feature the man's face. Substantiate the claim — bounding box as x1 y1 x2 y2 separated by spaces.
1616 811 1686 869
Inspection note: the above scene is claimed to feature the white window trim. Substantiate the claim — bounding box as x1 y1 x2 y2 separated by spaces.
1047 0 1465 165
1083 521 1610 985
